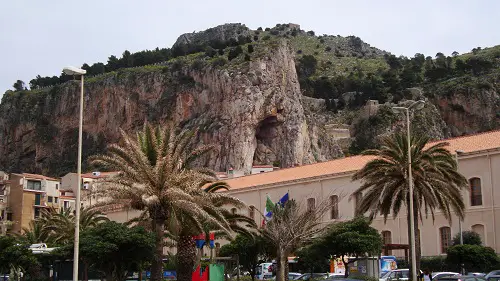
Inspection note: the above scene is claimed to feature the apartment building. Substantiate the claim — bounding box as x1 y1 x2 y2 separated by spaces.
0 171 10 235
61 171 140 222
8 173 75 234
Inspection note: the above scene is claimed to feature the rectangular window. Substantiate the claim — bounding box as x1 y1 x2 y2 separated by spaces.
469 178 482 206
56 184 59 190
7 213 12 221
35 193 41 205
34 207 41 219
64 201 70 210
54 197 59 203
440 227 452 253
27 180 42 190
307 198 316 212
48 196 53 203
330 195 339 219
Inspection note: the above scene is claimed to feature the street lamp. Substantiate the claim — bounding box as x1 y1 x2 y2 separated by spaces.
63 66 86 281
455 149 465 275
392 100 425 281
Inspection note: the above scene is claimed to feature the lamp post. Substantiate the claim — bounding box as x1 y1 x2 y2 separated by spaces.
392 100 425 281
63 66 86 281
455 149 465 275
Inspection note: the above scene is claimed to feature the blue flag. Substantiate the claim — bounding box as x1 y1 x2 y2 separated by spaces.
278 192 289 206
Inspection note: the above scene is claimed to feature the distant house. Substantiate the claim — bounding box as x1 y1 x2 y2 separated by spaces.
7 173 74 234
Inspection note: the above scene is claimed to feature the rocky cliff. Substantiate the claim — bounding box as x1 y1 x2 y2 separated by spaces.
0 39 343 176
1 23 499 176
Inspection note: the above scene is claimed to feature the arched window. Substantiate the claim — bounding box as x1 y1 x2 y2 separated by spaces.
469 178 483 206
248 206 255 220
439 227 452 253
307 198 316 212
472 224 485 245
231 208 237 215
330 195 339 219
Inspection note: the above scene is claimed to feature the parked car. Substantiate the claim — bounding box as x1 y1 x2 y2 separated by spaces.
271 273 302 280
438 276 485 281
486 272 500 279
380 269 424 281
380 269 410 281
433 272 460 280
296 273 330 281
468 273 486 277
486 275 500 281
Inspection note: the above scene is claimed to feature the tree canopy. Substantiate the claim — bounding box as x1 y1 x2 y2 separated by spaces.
446 245 500 273
0 235 40 276
79 221 155 281
219 234 272 281
452 231 482 246
310 217 382 277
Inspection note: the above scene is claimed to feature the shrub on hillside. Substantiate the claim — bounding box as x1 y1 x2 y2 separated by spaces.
265 27 270 31
247 45 254 53
307 31 315 36
325 46 332 52
257 27 263 31
228 46 243 61
211 57 227 67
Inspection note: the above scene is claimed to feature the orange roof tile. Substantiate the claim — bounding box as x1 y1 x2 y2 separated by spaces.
22 173 59 182
225 130 500 190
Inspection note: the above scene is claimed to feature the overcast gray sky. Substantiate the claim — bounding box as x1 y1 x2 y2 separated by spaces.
1 0 499 97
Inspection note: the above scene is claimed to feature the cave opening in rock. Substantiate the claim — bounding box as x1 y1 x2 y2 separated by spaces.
253 116 281 166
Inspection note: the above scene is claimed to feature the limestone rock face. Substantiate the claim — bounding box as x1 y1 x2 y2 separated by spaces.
173 23 251 49
0 40 343 176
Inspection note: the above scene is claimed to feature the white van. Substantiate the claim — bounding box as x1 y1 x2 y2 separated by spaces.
255 263 273 280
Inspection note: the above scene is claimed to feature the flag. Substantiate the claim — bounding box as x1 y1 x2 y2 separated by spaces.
264 195 274 220
278 192 289 206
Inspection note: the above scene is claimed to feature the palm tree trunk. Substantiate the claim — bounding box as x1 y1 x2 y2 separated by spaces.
151 219 165 281
406 204 421 279
276 250 288 281
413 203 421 273
177 234 196 281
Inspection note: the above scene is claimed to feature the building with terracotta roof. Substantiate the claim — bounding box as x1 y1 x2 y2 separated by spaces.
61 171 140 222
223 130 500 256
7 173 75 234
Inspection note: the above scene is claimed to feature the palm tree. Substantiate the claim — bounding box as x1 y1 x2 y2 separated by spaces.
89 123 219 281
169 181 256 281
352 132 467 271
21 220 53 245
261 199 331 281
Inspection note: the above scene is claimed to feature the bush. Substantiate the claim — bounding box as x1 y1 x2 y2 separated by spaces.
325 46 332 52
253 35 259 41
244 54 251 61
257 27 263 31
248 45 254 53
291 29 298 36
297 50 303 54
265 27 270 31
421 256 447 272
270 30 280 36
307 31 315 36
452 231 482 246
211 57 227 67
446 245 500 272
320 38 325 43
314 51 319 56
218 49 224 56
316 44 320 49
191 59 205 71
228 46 243 61
263 35 271 40
204 46 217 57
